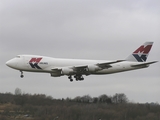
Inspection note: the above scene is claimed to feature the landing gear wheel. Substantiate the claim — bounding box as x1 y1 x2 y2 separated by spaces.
20 71 24 78
74 75 78 81
70 79 73 82
68 75 73 82
20 75 24 78
74 75 84 81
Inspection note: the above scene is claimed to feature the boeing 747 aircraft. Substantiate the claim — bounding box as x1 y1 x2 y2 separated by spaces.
6 42 157 82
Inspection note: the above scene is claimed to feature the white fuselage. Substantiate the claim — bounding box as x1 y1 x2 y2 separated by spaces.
6 55 147 76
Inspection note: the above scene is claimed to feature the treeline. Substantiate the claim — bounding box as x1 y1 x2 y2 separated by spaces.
0 92 160 120
0 93 128 105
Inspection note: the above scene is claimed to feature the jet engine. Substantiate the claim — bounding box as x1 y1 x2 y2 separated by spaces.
61 68 75 75
50 72 61 77
88 65 102 72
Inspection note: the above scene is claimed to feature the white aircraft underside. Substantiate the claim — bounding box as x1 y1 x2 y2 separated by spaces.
6 42 157 82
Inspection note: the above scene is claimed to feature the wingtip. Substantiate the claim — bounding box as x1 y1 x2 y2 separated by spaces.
152 61 158 63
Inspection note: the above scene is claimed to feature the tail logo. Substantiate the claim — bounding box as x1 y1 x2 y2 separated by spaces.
132 45 152 62
29 58 42 69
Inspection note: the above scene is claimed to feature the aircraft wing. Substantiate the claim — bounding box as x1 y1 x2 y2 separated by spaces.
72 60 124 70
72 60 125 73
96 60 125 68
51 60 125 75
131 61 158 67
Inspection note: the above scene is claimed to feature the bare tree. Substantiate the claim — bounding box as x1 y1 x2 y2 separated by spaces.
99 94 112 103
81 95 92 103
112 93 128 104
15 88 22 95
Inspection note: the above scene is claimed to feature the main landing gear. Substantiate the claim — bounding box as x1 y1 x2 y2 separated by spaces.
20 71 24 78
68 75 84 82
68 75 73 82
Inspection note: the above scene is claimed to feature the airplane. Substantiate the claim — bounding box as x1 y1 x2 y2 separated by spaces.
6 42 157 82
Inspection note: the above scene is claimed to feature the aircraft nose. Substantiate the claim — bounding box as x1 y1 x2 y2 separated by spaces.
6 59 17 68
6 60 13 67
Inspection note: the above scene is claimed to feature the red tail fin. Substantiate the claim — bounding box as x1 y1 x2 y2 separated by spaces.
126 42 153 62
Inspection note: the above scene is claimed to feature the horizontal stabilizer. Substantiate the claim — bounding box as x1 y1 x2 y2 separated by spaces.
131 61 158 67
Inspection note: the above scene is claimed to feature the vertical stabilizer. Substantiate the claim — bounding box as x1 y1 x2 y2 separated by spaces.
126 42 153 62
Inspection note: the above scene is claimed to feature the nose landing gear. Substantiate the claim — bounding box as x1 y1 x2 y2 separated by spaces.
20 71 24 78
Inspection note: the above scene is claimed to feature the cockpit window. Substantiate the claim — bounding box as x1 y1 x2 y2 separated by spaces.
16 56 20 58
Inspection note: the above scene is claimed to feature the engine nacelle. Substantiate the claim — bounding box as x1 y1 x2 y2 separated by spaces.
50 72 61 77
88 65 101 72
61 68 75 75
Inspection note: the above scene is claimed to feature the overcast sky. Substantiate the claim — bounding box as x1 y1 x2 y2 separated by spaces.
0 0 160 103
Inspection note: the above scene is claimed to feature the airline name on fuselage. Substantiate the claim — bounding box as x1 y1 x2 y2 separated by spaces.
29 58 48 69
39 62 48 65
